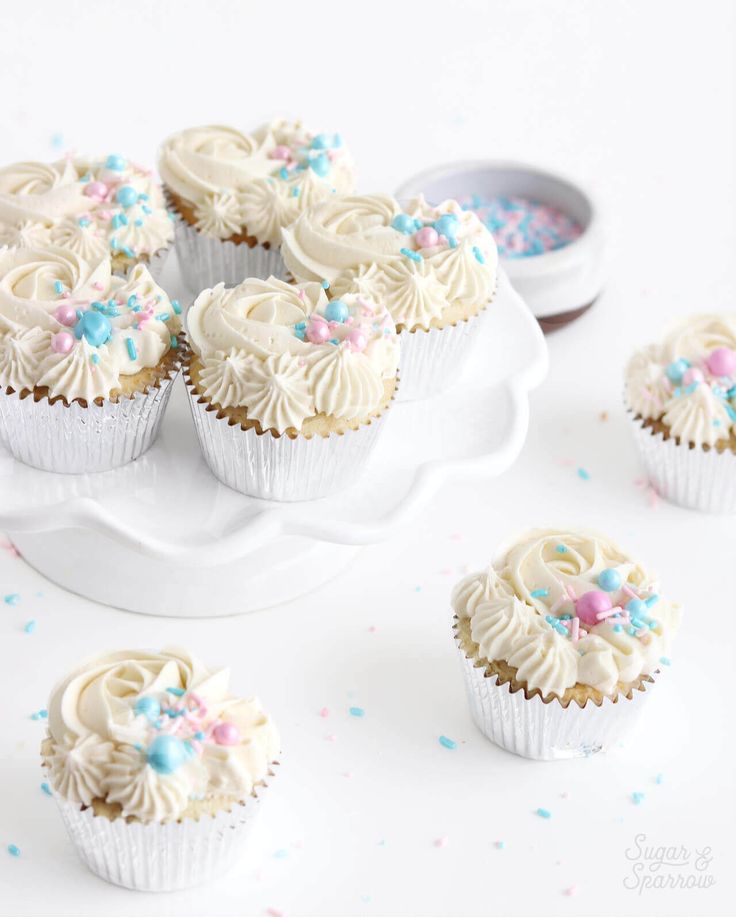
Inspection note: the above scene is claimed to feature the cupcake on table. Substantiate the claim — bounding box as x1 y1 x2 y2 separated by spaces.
42 648 279 891
625 313 736 512
452 528 680 760
158 120 354 290
281 192 498 400
185 275 398 500
0 154 174 278
0 246 183 473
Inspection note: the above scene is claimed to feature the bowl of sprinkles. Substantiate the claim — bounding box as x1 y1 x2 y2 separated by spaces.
396 160 606 331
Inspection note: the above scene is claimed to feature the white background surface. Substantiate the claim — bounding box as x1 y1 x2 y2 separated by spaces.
0 1 734 916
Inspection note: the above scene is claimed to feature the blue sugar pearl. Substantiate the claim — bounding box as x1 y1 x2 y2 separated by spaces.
116 185 138 208
75 311 112 347
598 568 622 592
325 299 349 323
105 154 126 171
626 598 648 617
433 214 459 242
665 358 690 383
134 696 160 721
146 734 187 775
310 133 332 150
309 152 331 177
391 213 415 235
613 624 623 633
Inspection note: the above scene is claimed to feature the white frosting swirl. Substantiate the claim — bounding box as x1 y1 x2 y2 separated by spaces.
44 648 279 823
453 528 680 699
625 313 736 446
0 248 180 401
187 276 399 433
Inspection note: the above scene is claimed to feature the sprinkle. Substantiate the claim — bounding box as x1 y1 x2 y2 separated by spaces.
90 353 100 366
655 773 664 785
122 246 135 259
156 312 170 322
291 187 300 198
349 706 365 718
23 619 36 634
325 734 337 742
78 217 91 228
266 910 284 917
170 335 178 349
555 544 567 553
530 588 549 598
536 808 552 819
659 656 671 666
273 849 289 859
400 247 422 263
7 844 20 858
631 791 645 805
472 245 485 264
321 279 330 289
564 886 578 897
166 687 185 697
577 467 591 480
4 593 21 605
434 837 448 848
438 735 456 750
53 280 64 295
40 782 52 797
319 707 330 718
495 841 506 849
124 337 137 361
171 299 182 315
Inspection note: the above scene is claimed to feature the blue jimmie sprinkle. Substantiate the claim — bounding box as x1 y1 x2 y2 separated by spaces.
156 313 170 322
613 624 623 633
349 706 365 717
91 354 100 365
78 217 91 228
555 544 568 553
472 245 485 264
439 735 456 750
171 299 182 315
536 808 552 819
166 686 186 697
400 247 422 263
291 187 300 198
273 849 289 859
126 338 137 361
170 335 178 349
279 166 289 180
122 246 135 259
631 791 645 805
53 280 64 295
659 656 671 666
645 594 660 607
7 844 20 858
577 467 591 480
4 593 21 605
41 782 52 797
530 588 549 598
24 620 36 634
127 295 137 308
655 773 664 785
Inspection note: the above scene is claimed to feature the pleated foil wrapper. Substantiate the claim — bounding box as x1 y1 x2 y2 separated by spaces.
628 409 736 513
50 774 274 892
172 216 287 292
397 305 490 402
186 380 391 501
457 642 655 760
0 374 178 474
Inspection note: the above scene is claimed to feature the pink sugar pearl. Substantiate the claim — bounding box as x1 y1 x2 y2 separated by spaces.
307 320 330 344
51 331 74 354
575 589 612 626
706 346 736 377
84 181 108 201
345 328 368 352
213 722 240 746
415 226 439 248
53 304 77 327
269 145 292 161
682 367 704 385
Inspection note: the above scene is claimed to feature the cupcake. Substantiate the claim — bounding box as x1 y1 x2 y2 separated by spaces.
158 120 354 290
0 154 174 278
624 313 736 512
185 275 398 500
452 528 680 760
0 246 183 473
42 648 279 891
282 193 498 400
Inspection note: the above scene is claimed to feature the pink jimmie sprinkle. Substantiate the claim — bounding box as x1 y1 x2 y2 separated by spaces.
434 837 448 848
596 606 622 621
319 707 330 718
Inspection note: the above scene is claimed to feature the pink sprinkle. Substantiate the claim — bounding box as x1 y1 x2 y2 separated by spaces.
92 282 104 291
596 606 622 621
571 617 580 643
565 585 577 602
0 539 20 557
266 909 284 917
564 886 578 897
325 734 337 742
319 707 330 718
368 626 377 633
434 837 448 848
343 772 353 779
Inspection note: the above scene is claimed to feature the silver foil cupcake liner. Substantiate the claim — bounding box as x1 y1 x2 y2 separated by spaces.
457 641 655 760
185 376 392 501
397 305 490 401
627 409 736 513
172 216 287 292
50 773 274 892
0 374 178 474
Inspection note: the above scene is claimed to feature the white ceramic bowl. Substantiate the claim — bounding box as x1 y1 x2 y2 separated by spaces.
396 160 606 329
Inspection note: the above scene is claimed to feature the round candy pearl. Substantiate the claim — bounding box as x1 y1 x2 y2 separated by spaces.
626 598 648 617
415 226 439 248
84 181 108 201
310 133 332 150
597 568 622 592
51 332 74 354
309 153 330 177
706 346 736 377
269 144 291 160
307 320 330 344
346 328 368 352
116 185 139 208
134 696 161 721
575 589 612 626
682 367 704 386
146 735 187 775
433 214 458 236
105 154 126 171
213 722 241 746
391 213 416 235
75 311 112 347
53 304 77 327
325 300 349 323
665 358 689 383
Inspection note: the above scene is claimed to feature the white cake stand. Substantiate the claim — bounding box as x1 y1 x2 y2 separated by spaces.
0 266 547 616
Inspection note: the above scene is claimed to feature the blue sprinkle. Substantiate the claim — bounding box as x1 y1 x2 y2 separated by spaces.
349 706 365 718
655 773 664 785
39 709 48 718
659 656 671 666
142 205 152 215
631 791 645 805
23 620 36 634
613 624 623 633
329 337 340 345
555 544 567 553
53 280 64 295
126 338 137 361
78 217 91 228
122 246 135 259
439 735 456 750
392 214 416 234
321 279 330 289
291 187 300 198
40 782 52 797
7 844 20 858
472 246 485 264
170 335 178 349
194 731 204 741
536 808 552 819
171 299 182 315
4 593 20 605
279 166 289 180
134 219 144 227
645 594 659 607
577 467 591 480
273 849 289 859
156 313 170 322
110 237 118 251
127 295 137 308
496 841 506 849
400 247 422 263
105 154 126 171
530 588 549 598
166 686 186 696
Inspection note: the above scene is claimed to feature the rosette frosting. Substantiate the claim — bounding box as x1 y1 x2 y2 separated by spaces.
0 246 181 402
452 529 680 699
0 154 173 267
625 313 736 447
158 120 355 245
186 275 399 434
43 648 280 822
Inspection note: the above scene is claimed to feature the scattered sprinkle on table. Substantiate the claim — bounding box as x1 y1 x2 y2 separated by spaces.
659 656 671 666
564 885 578 897
4 593 20 605
273 849 288 859
536 807 552 819
7 844 20 857
438 735 456 750
496 840 506 849
655 773 664 785
577 467 591 481
40 782 52 797
318 707 330 718
530 588 549 598
325 734 337 742
24 619 36 634
434 837 448 848
266 909 284 917
631 792 645 805
349 706 365 718
30 709 48 721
